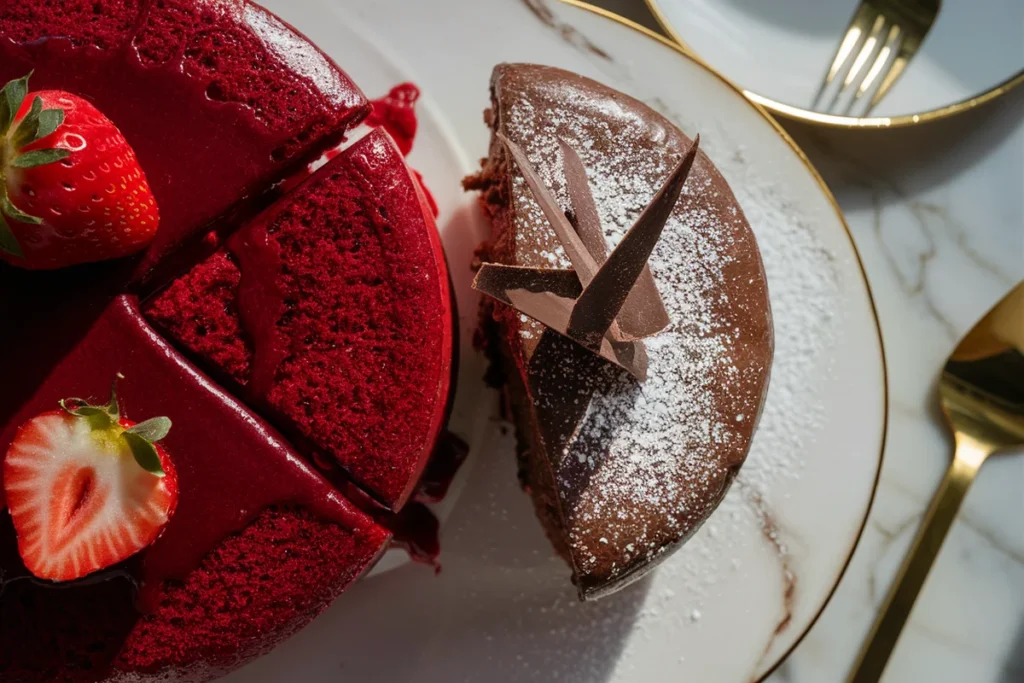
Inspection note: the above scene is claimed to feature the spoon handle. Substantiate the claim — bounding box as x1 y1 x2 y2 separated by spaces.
848 434 990 683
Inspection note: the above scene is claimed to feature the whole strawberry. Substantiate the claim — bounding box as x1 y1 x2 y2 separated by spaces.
0 72 159 270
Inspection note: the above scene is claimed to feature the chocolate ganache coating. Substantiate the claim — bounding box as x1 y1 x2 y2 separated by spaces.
466 64 774 599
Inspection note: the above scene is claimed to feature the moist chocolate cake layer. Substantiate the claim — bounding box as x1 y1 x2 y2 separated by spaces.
466 64 774 600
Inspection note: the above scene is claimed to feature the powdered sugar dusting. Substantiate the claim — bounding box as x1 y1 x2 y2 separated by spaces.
499 67 774 590
635 140 844 635
729 146 839 498
474 68 842 675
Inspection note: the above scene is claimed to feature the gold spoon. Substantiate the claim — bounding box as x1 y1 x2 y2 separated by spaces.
849 280 1024 682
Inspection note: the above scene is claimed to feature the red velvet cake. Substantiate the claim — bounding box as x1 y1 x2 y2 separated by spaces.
0 0 369 279
0 1 455 681
1 296 390 682
144 129 453 510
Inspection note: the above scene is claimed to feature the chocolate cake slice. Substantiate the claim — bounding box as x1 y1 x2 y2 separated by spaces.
465 64 773 600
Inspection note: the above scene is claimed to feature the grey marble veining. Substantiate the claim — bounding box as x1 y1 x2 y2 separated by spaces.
778 87 1024 683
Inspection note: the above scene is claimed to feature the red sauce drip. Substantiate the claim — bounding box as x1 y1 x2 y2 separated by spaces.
331 430 467 571
228 219 286 398
413 169 440 219
276 82 433 210
367 83 420 156
380 431 468 570
383 503 440 573
366 84 439 218
377 433 468 571
414 431 469 503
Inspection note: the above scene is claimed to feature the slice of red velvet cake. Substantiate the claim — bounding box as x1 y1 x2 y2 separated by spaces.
0 296 390 682
0 0 370 279
144 127 453 510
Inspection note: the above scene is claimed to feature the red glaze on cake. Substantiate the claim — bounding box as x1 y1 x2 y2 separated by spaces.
0 2 459 681
0 0 370 280
0 296 390 681
144 129 453 510
367 83 420 156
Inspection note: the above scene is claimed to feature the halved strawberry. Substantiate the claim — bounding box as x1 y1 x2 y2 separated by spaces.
2 376 177 582
0 72 160 270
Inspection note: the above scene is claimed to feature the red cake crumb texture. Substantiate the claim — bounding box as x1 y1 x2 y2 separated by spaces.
144 129 453 510
0 0 461 681
0 0 142 51
2 508 387 682
0 0 370 278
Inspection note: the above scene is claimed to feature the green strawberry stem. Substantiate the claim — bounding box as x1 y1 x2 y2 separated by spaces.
59 373 172 477
0 72 71 258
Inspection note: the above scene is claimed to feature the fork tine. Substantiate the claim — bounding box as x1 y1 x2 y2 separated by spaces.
841 13 888 91
827 12 887 113
847 23 902 115
868 27 917 111
811 3 878 109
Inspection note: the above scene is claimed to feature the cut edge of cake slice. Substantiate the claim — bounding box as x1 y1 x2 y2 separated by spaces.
144 128 454 512
0 293 392 680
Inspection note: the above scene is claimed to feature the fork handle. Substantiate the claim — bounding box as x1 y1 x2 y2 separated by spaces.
848 434 991 683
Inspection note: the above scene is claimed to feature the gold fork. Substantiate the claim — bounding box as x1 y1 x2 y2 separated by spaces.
813 0 941 117
849 281 1024 682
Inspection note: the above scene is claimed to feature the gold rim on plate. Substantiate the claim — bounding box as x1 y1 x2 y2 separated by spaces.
557 1 890 680
643 0 1024 129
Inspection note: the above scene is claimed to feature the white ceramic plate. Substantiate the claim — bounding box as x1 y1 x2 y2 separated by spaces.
649 0 1024 125
222 1 886 681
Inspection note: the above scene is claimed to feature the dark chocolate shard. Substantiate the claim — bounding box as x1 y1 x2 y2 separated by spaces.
557 137 605 260
558 138 670 341
474 264 650 381
567 136 698 347
474 135 699 381
473 263 582 304
498 133 600 284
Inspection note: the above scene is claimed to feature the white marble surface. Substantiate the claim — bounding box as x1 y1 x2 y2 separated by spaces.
595 2 1024 681
775 90 1024 683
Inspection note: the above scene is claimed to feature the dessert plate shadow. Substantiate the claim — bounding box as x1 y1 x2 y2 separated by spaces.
224 1 887 681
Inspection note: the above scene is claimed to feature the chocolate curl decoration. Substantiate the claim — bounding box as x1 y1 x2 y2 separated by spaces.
473 135 700 381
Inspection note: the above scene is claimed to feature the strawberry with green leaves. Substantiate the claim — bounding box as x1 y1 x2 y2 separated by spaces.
2 375 178 582
0 72 159 270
